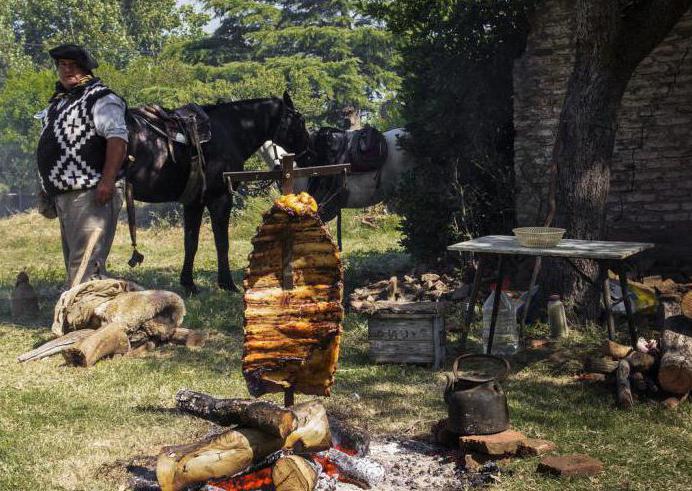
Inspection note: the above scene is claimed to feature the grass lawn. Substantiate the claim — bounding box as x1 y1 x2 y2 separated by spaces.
0 196 690 491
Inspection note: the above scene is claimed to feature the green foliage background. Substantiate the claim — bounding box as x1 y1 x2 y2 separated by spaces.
367 0 539 260
0 0 400 197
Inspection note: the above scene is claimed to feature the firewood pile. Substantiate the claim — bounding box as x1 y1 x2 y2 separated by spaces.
582 320 691 409
151 390 384 491
350 272 464 314
581 275 692 408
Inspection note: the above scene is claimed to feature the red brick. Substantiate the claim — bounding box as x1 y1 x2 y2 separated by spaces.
537 454 603 477
518 438 557 456
460 430 527 456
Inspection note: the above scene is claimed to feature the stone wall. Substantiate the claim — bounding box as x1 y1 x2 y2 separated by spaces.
514 1 692 273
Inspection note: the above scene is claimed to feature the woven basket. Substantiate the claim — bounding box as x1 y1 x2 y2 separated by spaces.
513 227 566 248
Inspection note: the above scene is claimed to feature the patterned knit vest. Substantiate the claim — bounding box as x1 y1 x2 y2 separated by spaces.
37 79 114 196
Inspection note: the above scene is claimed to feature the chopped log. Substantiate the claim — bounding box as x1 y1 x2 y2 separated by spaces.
328 416 370 456
17 329 95 363
175 389 297 439
62 322 130 367
601 340 632 360
616 359 634 409
272 455 318 491
584 356 618 374
323 448 385 489
658 325 692 395
386 276 398 301
169 327 207 347
284 400 332 453
625 351 656 373
125 341 156 358
662 391 689 410
156 428 283 491
657 294 682 329
631 372 647 392
682 291 692 319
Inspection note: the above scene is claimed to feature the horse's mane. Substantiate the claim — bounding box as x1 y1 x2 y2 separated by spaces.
201 97 282 112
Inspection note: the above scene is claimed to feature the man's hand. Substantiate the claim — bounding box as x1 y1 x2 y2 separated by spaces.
96 137 127 205
95 179 115 205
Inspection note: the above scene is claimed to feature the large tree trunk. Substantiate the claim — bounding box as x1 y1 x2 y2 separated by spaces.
541 0 692 320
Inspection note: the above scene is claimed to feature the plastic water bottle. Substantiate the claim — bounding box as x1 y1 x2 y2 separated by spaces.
547 294 569 338
482 290 520 355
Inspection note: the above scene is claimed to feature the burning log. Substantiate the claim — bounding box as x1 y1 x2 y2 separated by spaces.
284 400 332 453
175 389 297 438
658 320 692 395
320 448 384 489
156 428 284 491
272 455 318 491
158 397 332 491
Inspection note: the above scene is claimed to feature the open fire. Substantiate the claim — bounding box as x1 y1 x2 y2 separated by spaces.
208 445 359 491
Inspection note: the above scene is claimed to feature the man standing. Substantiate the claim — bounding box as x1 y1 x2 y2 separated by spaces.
36 44 128 286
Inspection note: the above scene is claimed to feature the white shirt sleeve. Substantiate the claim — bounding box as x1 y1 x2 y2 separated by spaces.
93 94 129 142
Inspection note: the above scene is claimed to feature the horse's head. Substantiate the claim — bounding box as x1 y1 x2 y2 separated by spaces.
272 91 313 162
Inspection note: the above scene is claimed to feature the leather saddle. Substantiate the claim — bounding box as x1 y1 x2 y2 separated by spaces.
127 103 212 205
128 103 212 145
312 125 388 173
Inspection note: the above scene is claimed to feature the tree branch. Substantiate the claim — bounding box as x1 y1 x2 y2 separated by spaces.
616 0 692 68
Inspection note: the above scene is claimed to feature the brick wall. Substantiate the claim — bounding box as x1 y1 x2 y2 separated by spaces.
514 1 692 273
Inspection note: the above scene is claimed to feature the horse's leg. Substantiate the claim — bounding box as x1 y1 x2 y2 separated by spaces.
180 202 204 296
207 192 239 292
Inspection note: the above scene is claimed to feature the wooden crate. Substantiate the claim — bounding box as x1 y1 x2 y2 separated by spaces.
368 303 446 369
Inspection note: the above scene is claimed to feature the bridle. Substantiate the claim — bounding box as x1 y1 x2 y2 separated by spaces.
272 102 316 163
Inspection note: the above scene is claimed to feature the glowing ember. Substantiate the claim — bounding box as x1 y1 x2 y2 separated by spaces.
208 466 273 491
206 445 358 491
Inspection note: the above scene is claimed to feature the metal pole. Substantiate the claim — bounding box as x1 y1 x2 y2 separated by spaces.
460 255 484 353
617 264 639 348
601 262 616 340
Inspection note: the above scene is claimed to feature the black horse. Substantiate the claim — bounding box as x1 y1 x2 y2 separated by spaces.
126 92 311 294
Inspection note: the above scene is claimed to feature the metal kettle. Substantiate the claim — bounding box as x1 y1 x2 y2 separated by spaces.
444 354 510 435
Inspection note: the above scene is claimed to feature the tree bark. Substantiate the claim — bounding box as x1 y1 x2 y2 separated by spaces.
322 448 385 489
658 326 692 394
272 455 318 491
682 291 692 319
175 389 297 438
62 322 130 367
601 340 632 360
156 428 283 491
616 359 634 409
17 329 95 363
541 0 692 320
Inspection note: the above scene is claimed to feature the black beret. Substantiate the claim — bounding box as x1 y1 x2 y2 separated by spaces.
48 44 98 71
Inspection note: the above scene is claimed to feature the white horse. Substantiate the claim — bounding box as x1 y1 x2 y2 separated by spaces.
257 128 417 247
